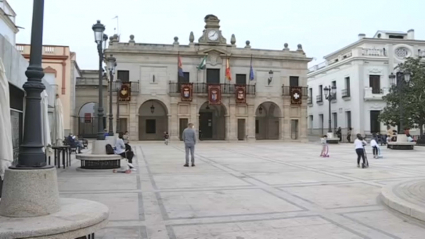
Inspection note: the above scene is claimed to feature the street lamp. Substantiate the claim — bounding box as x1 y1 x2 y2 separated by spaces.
394 71 411 133
324 85 337 133
268 70 273 85
150 104 155 113
115 77 122 134
106 54 116 136
92 20 106 140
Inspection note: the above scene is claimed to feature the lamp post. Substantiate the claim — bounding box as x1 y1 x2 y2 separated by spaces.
389 72 410 133
323 85 337 133
92 20 107 140
12 0 46 168
116 78 122 133
106 54 116 136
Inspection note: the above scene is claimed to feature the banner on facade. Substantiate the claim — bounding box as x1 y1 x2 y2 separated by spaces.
290 86 302 105
180 83 193 102
119 82 131 101
235 85 246 104
208 84 221 105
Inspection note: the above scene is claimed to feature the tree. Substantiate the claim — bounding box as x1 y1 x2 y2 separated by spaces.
379 57 425 135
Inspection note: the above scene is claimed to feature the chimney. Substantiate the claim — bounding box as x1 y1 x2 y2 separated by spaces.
407 29 415 40
358 33 366 40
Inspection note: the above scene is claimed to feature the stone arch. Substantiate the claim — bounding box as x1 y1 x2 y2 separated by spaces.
77 102 100 138
255 102 282 140
138 99 168 140
198 102 227 140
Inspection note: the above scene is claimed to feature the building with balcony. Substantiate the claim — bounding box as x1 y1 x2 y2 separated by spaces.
16 43 81 135
307 29 425 137
75 15 311 141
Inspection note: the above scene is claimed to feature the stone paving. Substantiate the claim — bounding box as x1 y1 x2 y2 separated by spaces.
58 142 425 239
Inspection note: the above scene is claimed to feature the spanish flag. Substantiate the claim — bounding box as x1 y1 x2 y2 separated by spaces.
225 58 231 81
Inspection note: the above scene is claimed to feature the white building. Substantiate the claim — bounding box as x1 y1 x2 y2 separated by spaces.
307 30 425 138
0 0 18 45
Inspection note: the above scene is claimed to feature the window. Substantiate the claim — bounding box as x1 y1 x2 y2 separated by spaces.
178 72 189 83
370 111 381 133
117 70 130 82
319 114 324 135
343 77 350 97
145 119 156 134
207 69 220 84
290 76 299 86
255 120 259 134
346 111 351 129
309 88 312 97
319 85 323 96
236 74 246 85
309 115 314 133
332 112 338 131
369 75 381 94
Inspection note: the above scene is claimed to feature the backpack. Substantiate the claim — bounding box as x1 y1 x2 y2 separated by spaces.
105 144 115 155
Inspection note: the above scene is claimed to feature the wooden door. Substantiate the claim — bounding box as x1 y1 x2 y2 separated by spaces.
237 119 245 140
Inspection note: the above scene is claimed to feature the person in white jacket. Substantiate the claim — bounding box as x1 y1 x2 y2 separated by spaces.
354 134 367 168
370 136 379 159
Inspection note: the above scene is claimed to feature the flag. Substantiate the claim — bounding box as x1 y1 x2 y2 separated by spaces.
178 55 184 77
249 55 255 81
225 58 231 81
197 56 207 70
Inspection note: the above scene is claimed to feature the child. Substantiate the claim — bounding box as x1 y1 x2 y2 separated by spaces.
164 131 169 145
370 136 379 159
320 135 329 157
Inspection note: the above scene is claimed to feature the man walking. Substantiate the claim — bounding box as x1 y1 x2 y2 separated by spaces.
182 123 196 167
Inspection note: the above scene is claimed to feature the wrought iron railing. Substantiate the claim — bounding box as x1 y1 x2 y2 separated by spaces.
281 86 308 96
342 89 350 98
168 82 256 95
307 97 313 104
316 95 323 103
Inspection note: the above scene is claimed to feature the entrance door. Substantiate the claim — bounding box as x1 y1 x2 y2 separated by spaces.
370 110 381 133
119 118 127 133
291 119 299 139
179 118 188 140
199 112 213 139
237 119 246 140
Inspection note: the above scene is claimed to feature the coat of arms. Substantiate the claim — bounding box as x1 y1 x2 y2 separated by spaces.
208 84 221 105
235 85 246 104
180 83 193 102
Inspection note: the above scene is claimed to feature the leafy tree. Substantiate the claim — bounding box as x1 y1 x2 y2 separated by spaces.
379 57 425 135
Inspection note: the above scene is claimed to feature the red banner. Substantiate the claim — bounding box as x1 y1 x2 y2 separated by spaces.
84 113 92 123
180 83 193 102
119 82 131 101
208 84 221 105
290 86 302 105
235 85 246 104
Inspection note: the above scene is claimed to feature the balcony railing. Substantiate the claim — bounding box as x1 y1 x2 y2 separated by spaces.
342 89 350 98
316 95 323 103
364 87 388 101
281 86 308 96
307 97 313 104
111 81 140 94
169 82 256 95
76 78 108 86
361 48 387 57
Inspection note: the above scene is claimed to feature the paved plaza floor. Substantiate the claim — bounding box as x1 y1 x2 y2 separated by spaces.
58 141 425 239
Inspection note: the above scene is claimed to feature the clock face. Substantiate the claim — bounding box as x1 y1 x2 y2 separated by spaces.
208 30 219 41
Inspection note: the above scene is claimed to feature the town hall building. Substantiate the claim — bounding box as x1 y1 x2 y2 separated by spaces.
75 15 311 142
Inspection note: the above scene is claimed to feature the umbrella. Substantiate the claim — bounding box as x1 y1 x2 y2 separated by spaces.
0 57 13 178
41 90 53 162
54 95 64 146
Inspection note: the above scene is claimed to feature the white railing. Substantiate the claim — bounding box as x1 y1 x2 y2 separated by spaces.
44 46 55 53
16 45 24 52
361 48 387 57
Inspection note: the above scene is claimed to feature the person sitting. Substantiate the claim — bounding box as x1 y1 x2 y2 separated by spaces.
114 132 135 170
407 134 414 142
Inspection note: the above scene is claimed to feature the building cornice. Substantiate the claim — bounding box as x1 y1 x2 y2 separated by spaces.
21 54 69 61
307 57 388 78
323 38 425 60
0 7 18 33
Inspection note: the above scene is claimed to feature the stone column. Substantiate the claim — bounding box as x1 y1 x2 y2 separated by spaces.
169 103 179 141
228 104 237 141
299 103 308 142
130 102 138 141
282 102 291 140
247 104 256 142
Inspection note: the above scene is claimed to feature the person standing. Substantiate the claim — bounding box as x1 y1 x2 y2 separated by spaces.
182 123 196 167
354 134 367 168
164 131 169 145
370 135 379 159
336 127 342 142
320 135 329 157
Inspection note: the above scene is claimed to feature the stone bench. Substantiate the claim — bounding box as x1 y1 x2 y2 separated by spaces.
387 134 416 150
76 154 123 169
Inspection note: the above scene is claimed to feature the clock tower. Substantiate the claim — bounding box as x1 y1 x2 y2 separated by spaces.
198 14 227 44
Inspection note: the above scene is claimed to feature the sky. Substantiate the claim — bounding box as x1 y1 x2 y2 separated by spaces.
9 0 425 70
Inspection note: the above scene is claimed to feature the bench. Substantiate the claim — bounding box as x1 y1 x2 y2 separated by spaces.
76 154 123 169
387 134 416 150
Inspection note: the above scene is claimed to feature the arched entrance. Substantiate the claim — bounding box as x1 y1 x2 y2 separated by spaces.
139 100 168 140
199 102 226 140
255 102 281 140
78 102 104 138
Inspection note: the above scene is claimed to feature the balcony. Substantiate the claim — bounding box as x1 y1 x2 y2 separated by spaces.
76 77 108 86
364 87 388 101
168 82 256 95
111 81 140 95
342 89 350 98
307 97 313 105
281 86 308 97
316 95 323 103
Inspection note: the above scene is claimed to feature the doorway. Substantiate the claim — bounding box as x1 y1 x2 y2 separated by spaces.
179 118 188 140
198 102 226 140
255 102 281 140
370 110 381 133
238 119 246 140
199 112 213 139
291 119 299 140
138 100 168 140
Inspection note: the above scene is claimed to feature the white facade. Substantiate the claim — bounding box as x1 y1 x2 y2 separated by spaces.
307 30 425 137
0 0 18 45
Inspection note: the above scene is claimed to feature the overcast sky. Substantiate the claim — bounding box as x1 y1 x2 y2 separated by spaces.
10 0 425 69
